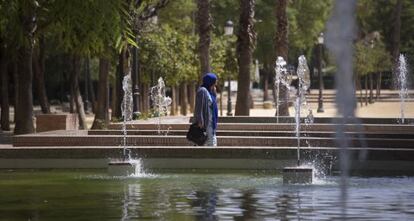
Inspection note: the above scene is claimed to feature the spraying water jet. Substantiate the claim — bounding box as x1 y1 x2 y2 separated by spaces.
283 55 313 184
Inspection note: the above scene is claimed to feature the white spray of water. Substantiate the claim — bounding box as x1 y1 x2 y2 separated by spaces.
122 73 133 160
294 55 312 166
326 0 358 218
274 57 291 122
119 73 148 177
397 54 409 124
150 77 172 134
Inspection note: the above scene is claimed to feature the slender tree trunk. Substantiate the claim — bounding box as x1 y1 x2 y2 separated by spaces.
141 82 150 114
376 72 382 100
13 62 18 120
0 44 10 131
70 55 87 129
176 85 180 114
235 0 256 116
91 58 110 129
180 82 188 116
32 37 50 114
69 71 75 114
86 59 96 113
357 77 363 107
188 82 196 113
364 75 368 106
369 73 374 103
113 53 124 120
146 83 150 114
197 0 212 77
274 0 290 116
391 0 402 88
263 67 269 101
171 85 177 116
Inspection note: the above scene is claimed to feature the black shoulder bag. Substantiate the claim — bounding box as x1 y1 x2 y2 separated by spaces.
186 123 207 146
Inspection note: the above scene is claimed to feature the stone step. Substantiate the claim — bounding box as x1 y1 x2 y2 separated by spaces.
108 123 414 133
13 134 414 149
88 130 414 139
213 116 414 124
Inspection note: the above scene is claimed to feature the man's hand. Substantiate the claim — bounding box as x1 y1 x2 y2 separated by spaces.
198 122 203 128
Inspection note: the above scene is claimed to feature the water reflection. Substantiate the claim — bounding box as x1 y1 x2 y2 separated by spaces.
2 171 412 220
189 191 218 220
114 175 414 220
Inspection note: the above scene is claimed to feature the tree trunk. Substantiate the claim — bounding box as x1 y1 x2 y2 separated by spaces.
14 1 36 134
219 85 223 116
86 59 97 113
112 53 124 120
263 67 269 102
357 77 363 107
0 44 10 131
235 0 256 116
15 47 35 134
69 65 75 114
70 55 87 129
171 85 177 116
376 72 382 100
364 75 368 106
197 0 212 77
188 82 196 113
274 0 289 116
32 37 50 114
369 73 374 103
91 58 110 129
391 0 402 87
141 82 150 114
12 62 18 119
180 82 188 116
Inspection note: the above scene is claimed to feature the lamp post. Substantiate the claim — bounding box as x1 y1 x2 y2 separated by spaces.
317 32 324 113
224 20 234 116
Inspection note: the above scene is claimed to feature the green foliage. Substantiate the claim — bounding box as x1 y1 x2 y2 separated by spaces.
355 39 392 76
357 0 414 70
139 24 198 86
255 0 332 67
0 0 33 49
47 0 124 57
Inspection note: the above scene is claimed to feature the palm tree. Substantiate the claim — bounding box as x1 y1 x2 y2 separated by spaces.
197 0 212 77
14 1 37 134
391 0 402 86
274 0 290 116
235 0 256 116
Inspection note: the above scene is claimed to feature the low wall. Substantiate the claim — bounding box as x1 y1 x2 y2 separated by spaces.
189 116 414 124
1 146 413 174
36 114 78 132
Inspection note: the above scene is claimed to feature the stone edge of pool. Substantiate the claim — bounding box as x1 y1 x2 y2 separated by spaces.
0 146 413 174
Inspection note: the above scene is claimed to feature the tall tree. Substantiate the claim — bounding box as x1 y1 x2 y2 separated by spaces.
70 55 87 129
91 58 110 129
0 42 10 131
274 0 289 116
391 0 402 84
235 0 256 116
32 36 50 114
14 0 37 134
197 0 212 76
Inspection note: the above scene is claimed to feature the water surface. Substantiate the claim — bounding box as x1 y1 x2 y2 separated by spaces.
0 169 413 220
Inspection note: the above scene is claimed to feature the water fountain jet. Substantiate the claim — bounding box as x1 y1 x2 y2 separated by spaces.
283 55 313 184
396 54 409 124
108 73 141 176
150 77 172 134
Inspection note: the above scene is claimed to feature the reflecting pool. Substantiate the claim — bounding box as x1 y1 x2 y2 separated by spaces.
0 170 413 220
